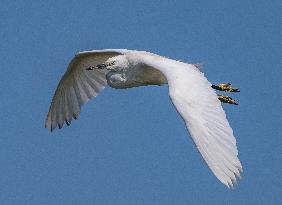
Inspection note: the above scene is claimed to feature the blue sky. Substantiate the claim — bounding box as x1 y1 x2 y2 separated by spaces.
1 0 281 204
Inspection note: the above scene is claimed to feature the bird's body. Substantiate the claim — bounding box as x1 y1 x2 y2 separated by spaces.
105 52 167 89
45 49 242 188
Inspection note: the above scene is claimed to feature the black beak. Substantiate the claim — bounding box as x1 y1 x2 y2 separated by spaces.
86 63 107 71
96 63 107 69
86 67 93 71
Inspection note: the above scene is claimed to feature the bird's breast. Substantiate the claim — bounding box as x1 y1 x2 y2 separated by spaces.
106 71 128 89
106 65 167 89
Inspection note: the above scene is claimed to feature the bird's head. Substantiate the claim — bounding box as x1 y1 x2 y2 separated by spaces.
86 55 129 71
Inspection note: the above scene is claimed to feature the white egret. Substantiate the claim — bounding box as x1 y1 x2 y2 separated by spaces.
45 49 242 187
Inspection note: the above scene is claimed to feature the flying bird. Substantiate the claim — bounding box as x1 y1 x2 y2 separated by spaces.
45 49 242 187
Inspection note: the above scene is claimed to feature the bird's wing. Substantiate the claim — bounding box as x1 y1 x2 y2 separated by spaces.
45 49 128 131
140 52 242 187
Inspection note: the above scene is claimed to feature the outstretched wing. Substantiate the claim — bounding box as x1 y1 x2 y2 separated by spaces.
45 49 128 131
141 52 242 187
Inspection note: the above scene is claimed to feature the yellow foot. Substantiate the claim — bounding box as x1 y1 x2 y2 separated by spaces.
218 95 238 105
211 83 240 92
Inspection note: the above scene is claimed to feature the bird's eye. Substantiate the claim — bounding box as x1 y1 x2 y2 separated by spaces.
108 61 115 66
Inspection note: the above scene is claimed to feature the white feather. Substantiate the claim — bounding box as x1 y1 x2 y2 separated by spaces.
140 52 242 187
45 49 128 130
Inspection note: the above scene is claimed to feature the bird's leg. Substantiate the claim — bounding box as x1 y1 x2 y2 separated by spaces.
218 95 238 105
211 83 240 92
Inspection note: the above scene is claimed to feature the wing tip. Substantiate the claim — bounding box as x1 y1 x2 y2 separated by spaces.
44 116 52 131
222 165 243 188
45 113 78 132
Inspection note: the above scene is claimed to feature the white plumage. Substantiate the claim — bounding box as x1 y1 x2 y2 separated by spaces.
45 49 242 187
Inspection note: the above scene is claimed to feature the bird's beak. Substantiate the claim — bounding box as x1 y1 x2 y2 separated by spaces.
86 63 107 71
96 63 107 69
